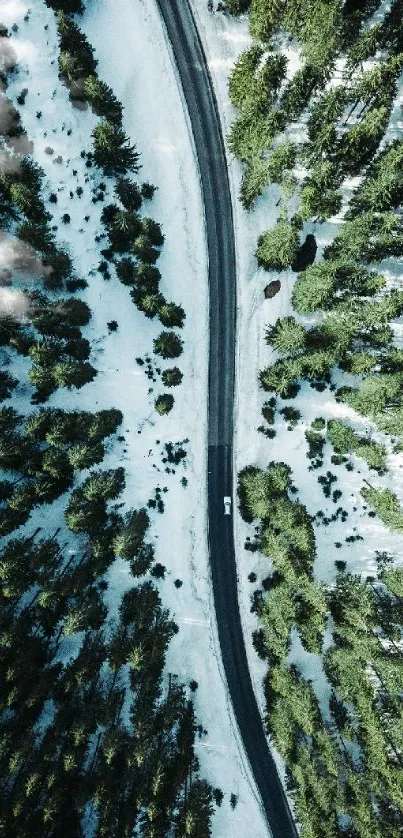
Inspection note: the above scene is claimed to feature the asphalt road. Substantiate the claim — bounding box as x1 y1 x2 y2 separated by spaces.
156 3 298 836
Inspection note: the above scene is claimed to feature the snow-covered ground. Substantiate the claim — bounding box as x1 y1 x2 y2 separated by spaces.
2 0 269 833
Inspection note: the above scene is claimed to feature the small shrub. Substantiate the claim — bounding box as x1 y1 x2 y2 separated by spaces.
311 416 326 431
262 399 276 424
280 406 301 425
151 563 166 579
318 471 337 497
334 559 346 572
16 88 28 105
213 788 224 807
258 425 277 438
306 429 325 462
163 440 187 465
141 182 157 200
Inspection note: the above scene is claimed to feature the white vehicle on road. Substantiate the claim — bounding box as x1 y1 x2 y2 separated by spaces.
224 496 231 516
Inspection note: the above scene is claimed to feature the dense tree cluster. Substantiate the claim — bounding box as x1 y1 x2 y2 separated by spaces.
228 0 403 209
360 485 403 532
0 406 121 535
0 525 213 835
1 162 76 291
327 419 387 473
47 7 186 409
0 17 213 837
233 7 403 834
238 463 326 657
262 187 403 425
0 38 94 403
238 462 403 837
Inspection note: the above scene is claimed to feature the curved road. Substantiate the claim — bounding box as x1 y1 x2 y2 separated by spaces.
156 3 298 836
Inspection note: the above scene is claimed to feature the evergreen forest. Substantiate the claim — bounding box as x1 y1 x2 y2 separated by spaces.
228 1 403 836
0 2 213 835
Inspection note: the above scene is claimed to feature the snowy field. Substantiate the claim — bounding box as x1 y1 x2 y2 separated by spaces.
2 0 269 834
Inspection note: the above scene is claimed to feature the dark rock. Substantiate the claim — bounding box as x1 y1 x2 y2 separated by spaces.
264 279 281 299
292 233 317 272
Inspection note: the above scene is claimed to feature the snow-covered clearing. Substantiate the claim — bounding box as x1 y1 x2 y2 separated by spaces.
2 0 268 833
190 0 403 806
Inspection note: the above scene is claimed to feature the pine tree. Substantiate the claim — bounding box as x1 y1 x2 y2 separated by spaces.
84 75 122 123
116 257 137 286
249 0 285 41
338 372 403 422
112 508 150 562
350 139 403 213
259 356 301 397
265 316 306 355
46 0 84 11
65 468 125 534
137 291 164 319
360 486 403 532
260 583 295 661
58 51 84 85
338 105 390 176
141 217 164 247
92 121 140 176
161 367 183 387
153 331 183 359
114 177 142 212
285 0 343 69
9 182 48 223
239 155 270 208
57 12 97 76
158 302 185 328
256 220 299 271
327 419 387 473
155 394 174 415
176 779 214 837
132 233 159 263
52 359 97 390
228 44 265 108
280 64 324 121
292 261 384 314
